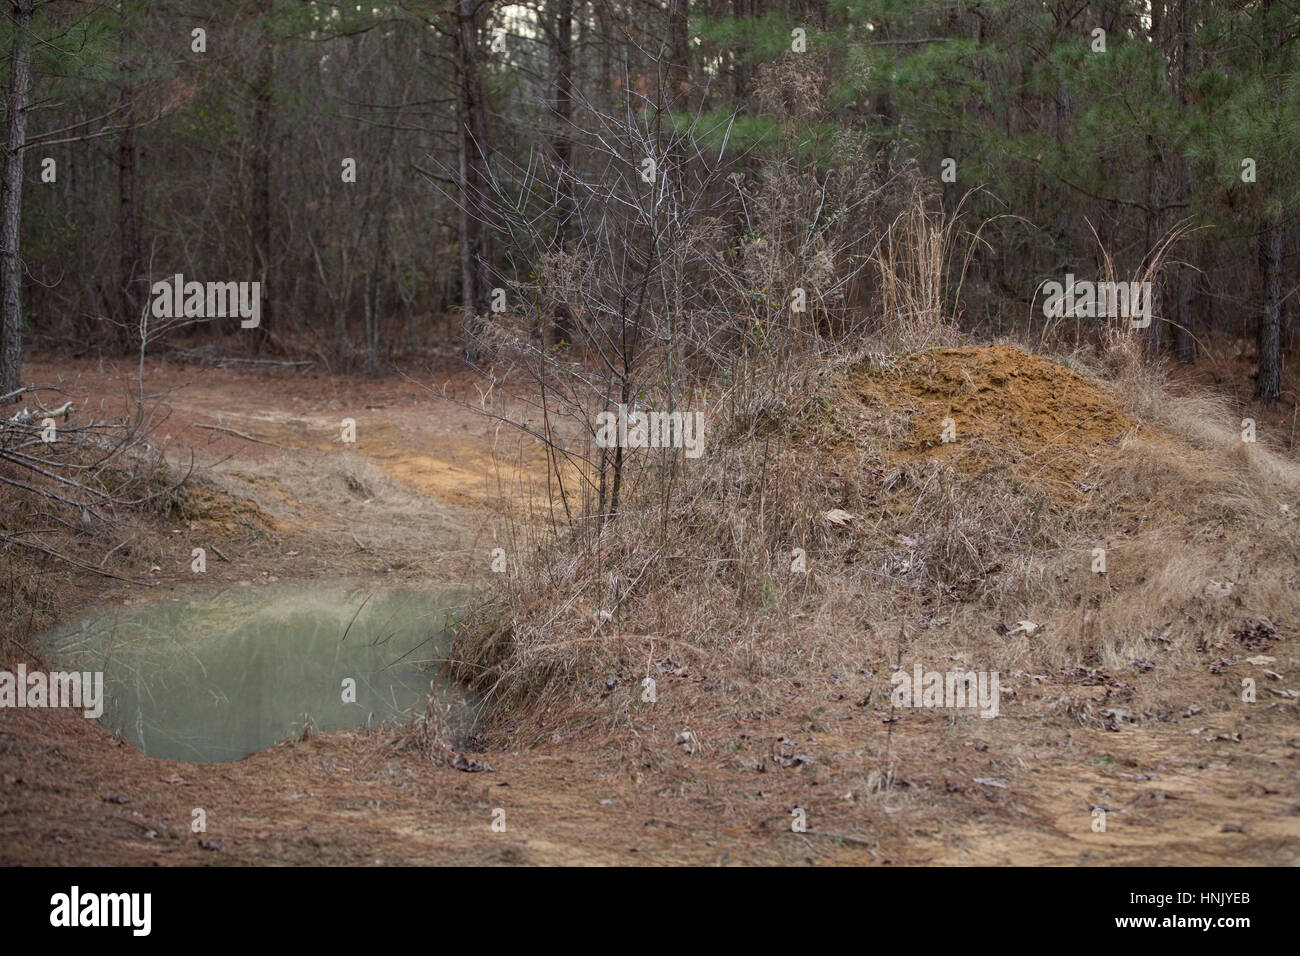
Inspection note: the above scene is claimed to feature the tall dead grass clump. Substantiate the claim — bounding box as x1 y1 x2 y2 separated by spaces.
872 182 967 351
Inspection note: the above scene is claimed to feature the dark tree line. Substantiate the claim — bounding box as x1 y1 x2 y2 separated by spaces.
0 1 1295 403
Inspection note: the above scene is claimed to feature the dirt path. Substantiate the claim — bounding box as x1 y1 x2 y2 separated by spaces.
2 356 1297 866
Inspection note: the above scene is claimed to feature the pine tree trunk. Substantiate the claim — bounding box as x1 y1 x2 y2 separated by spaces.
1174 235 1196 364
0 0 34 402
457 103 474 332
251 5 274 353
1171 0 1196 364
457 0 480 358
550 0 574 345
668 0 688 97
1255 208 1284 402
1144 126 1169 360
731 0 751 106
1256 1 1286 400
457 0 492 360
118 81 140 353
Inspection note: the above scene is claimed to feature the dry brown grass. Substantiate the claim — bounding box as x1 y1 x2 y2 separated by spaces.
872 185 965 352
451 329 1298 746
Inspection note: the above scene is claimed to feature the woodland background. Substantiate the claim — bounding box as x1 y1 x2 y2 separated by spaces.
0 0 1295 400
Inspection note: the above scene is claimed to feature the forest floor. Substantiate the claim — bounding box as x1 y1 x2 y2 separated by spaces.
1 349 1298 866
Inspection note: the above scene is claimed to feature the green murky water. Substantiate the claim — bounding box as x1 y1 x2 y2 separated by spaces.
39 586 467 763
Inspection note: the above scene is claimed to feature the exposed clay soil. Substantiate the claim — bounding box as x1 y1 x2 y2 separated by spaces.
846 345 1135 494
2 351 1298 866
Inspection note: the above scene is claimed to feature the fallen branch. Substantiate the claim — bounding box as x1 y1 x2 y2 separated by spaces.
0 472 112 522
4 401 74 426
0 385 36 405
168 348 314 369
210 357 314 368
0 533 154 586
195 423 284 448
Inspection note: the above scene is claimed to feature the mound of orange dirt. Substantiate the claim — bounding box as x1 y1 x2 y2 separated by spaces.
845 345 1134 493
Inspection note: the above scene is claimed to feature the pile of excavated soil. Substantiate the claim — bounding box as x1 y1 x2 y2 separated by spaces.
844 345 1134 494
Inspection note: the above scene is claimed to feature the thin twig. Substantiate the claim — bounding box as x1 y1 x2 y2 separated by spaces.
195 423 285 448
0 534 153 586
